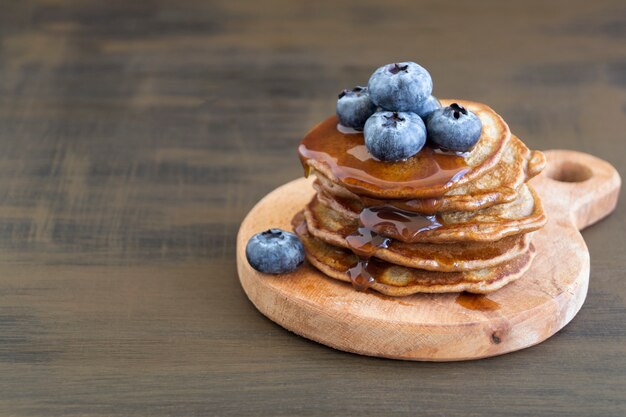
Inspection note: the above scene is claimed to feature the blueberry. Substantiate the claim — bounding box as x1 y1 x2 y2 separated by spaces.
363 111 426 161
426 103 483 152
246 229 305 274
412 95 441 119
367 62 433 112
336 86 376 130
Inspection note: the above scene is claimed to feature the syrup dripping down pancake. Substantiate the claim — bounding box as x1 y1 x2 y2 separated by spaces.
313 136 546 214
308 184 546 244
298 100 511 199
293 214 536 295
303 200 533 272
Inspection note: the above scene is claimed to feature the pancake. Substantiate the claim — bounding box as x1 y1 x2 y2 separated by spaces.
293 216 536 295
298 99 511 199
294 98 546 295
313 136 546 214
307 184 546 243
303 198 533 271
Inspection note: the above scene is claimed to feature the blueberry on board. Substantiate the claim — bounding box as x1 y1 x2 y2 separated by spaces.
336 86 376 130
363 111 426 162
367 62 433 112
245 229 305 274
426 103 483 152
413 95 441 119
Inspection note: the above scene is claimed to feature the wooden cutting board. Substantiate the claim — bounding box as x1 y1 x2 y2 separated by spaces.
236 150 620 361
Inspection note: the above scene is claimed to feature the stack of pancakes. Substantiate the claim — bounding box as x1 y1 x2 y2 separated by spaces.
293 100 547 295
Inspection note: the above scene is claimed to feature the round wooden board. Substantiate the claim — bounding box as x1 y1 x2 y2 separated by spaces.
236 150 620 361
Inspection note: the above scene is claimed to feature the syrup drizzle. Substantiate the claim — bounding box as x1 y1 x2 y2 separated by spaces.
336 123 361 135
359 195 443 215
298 116 470 195
347 258 375 291
360 206 441 241
299 116 470 291
455 293 501 311
345 227 390 257
345 227 391 291
344 209 443 291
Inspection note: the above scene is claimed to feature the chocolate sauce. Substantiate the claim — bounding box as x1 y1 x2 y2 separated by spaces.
298 116 470 195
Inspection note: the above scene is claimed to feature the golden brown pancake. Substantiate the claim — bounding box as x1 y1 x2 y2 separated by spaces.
303 200 533 271
307 184 546 243
293 216 536 295
313 136 546 214
293 99 546 295
298 99 511 199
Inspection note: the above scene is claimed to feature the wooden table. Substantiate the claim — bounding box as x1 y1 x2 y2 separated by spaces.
1 1 624 415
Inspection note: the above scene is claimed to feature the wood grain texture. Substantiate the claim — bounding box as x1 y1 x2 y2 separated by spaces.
236 151 620 361
0 0 625 416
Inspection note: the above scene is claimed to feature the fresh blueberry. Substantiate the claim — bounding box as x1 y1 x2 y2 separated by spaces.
426 103 483 152
367 62 433 112
412 95 441 119
246 229 305 274
363 111 426 161
336 86 376 130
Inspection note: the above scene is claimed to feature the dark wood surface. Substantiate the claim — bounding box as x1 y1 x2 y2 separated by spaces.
0 1 624 416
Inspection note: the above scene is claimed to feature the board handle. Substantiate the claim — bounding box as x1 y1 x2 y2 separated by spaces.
536 150 621 230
